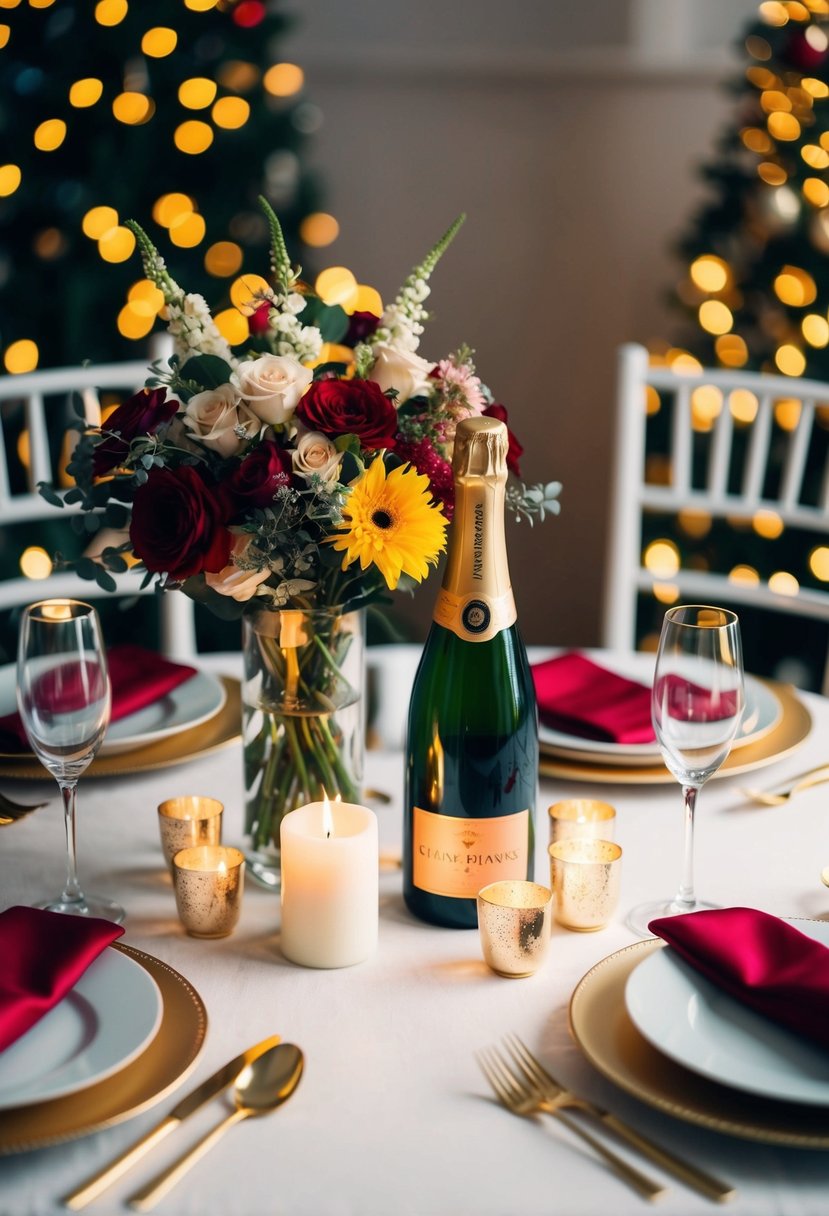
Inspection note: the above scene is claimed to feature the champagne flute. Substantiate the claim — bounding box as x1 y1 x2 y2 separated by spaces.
626 605 743 938
17 599 125 923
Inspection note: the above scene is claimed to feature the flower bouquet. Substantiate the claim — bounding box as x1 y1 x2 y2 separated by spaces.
46 199 560 881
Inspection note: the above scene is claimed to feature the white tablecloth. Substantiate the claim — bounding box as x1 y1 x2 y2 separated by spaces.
2 653 829 1216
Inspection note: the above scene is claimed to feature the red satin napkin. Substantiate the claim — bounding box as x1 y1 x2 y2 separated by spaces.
0 644 197 753
650 907 829 1050
0 905 123 1052
532 651 656 745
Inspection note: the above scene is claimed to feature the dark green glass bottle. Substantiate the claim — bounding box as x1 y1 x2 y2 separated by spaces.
403 417 538 929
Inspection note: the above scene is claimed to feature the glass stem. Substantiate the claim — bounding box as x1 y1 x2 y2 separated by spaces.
58 780 84 906
675 784 699 911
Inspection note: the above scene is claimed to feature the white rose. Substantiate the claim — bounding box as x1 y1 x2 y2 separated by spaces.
234 354 312 426
369 342 434 403
292 430 341 487
182 385 262 457
204 537 271 603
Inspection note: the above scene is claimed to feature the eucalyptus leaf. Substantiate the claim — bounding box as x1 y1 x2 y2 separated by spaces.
37 482 64 508
93 566 117 592
75 557 99 581
178 354 233 389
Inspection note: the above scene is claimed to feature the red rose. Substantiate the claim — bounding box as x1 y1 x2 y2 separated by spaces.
345 310 380 345
223 440 292 512
482 404 523 477
130 465 232 580
93 388 178 476
295 378 398 450
248 300 271 336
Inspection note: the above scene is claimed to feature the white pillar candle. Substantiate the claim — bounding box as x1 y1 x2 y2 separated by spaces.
280 799 379 968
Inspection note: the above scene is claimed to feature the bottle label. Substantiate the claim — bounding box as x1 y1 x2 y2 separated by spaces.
412 806 530 898
432 588 517 643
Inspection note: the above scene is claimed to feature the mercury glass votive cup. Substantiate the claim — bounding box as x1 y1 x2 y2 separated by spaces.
172 845 245 938
548 838 622 932
548 799 616 844
477 880 553 978
158 796 223 873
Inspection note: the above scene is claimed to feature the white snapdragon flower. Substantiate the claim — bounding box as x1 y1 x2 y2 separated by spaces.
166 293 233 363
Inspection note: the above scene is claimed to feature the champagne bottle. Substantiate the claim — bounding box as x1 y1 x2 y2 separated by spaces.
403 416 538 928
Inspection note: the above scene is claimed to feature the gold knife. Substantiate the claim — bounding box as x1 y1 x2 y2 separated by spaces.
61 1034 281 1210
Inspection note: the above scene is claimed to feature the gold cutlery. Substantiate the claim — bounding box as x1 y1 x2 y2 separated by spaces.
128 1042 304 1212
503 1035 736 1203
740 763 829 806
0 790 48 825
62 1034 281 1210
476 1045 667 1202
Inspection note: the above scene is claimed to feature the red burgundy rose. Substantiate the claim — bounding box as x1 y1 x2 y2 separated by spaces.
93 388 178 477
295 378 398 450
345 310 380 346
482 403 523 477
130 465 232 581
223 440 292 512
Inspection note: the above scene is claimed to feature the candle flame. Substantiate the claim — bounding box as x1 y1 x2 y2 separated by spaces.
321 791 334 839
217 860 227 875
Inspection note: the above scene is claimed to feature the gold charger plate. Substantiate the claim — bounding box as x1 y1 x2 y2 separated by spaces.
0 943 207 1154
0 677 240 780
569 936 829 1148
540 680 810 785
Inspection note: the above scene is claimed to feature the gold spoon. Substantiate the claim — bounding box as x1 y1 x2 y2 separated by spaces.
128 1043 304 1212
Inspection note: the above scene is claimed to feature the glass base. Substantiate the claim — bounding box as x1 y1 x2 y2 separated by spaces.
36 893 126 925
245 850 281 891
626 896 719 939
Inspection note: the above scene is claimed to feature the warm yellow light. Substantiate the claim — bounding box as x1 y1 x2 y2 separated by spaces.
0 163 21 197
0 24 8 46
213 308 250 345
698 300 733 335
689 255 729 293
169 211 206 248
33 228 65 259
314 266 358 309
82 205 118 239
753 509 785 539
174 121 213 154
230 274 271 314
810 546 829 580
152 193 193 227
758 1 789 24
219 61 259 92
716 334 749 368
178 77 217 109
741 127 772 154
95 0 128 26
204 241 244 277
69 78 103 108
300 213 340 248
128 279 165 313
729 565 760 586
804 178 829 207
758 162 788 185
20 547 53 580
30 0 57 7
775 344 807 376
643 539 680 579
307 342 355 370
212 97 249 129
806 24 829 51
802 77 829 99
774 397 802 430
802 143 829 168
774 266 817 306
142 27 177 58
4 339 38 374
746 34 772 59
747 67 779 89
678 509 712 539
761 89 792 113
803 314 829 347
729 388 759 423
652 583 680 605
112 92 153 125
98 225 136 263
691 385 724 431
768 112 801 140
117 303 155 340
644 385 661 416
0 1 21 8
769 571 799 595
34 119 67 152
668 352 703 374
263 62 305 97
184 0 218 9
352 285 383 316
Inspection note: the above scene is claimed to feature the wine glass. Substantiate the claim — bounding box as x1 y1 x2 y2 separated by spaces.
17 599 125 923
626 604 744 938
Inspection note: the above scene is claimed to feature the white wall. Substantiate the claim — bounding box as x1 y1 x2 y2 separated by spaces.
283 1 759 643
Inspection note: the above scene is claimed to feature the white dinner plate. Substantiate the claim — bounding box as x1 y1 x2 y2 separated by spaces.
624 919 829 1106
0 948 162 1110
0 665 226 757
537 651 780 767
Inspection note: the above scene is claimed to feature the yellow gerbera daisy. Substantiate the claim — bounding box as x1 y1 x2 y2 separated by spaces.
330 456 448 590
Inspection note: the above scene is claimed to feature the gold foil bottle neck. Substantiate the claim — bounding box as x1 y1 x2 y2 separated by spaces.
453 416 508 479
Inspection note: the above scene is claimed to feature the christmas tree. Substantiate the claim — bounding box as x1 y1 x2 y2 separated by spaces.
0 0 322 371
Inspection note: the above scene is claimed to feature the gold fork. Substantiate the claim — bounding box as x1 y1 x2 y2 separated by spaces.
739 763 829 806
476 1046 667 1202
503 1035 735 1203
0 790 48 826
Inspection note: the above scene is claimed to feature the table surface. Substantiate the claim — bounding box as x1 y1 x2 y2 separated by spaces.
2 650 829 1216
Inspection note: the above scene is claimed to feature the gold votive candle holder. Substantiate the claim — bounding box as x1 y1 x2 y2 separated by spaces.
548 799 616 844
548 838 622 932
477 880 553 978
158 796 223 873
172 845 245 939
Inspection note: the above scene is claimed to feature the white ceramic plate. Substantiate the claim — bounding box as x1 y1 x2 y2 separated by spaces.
0 665 226 757
537 651 780 767
624 919 829 1106
0 948 163 1110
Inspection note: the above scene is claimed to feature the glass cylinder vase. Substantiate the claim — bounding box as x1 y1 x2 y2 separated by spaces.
241 606 365 889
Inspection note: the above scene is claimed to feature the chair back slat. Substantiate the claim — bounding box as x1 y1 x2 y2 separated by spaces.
741 391 774 507
670 383 692 496
24 391 51 492
708 394 734 499
779 398 814 511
